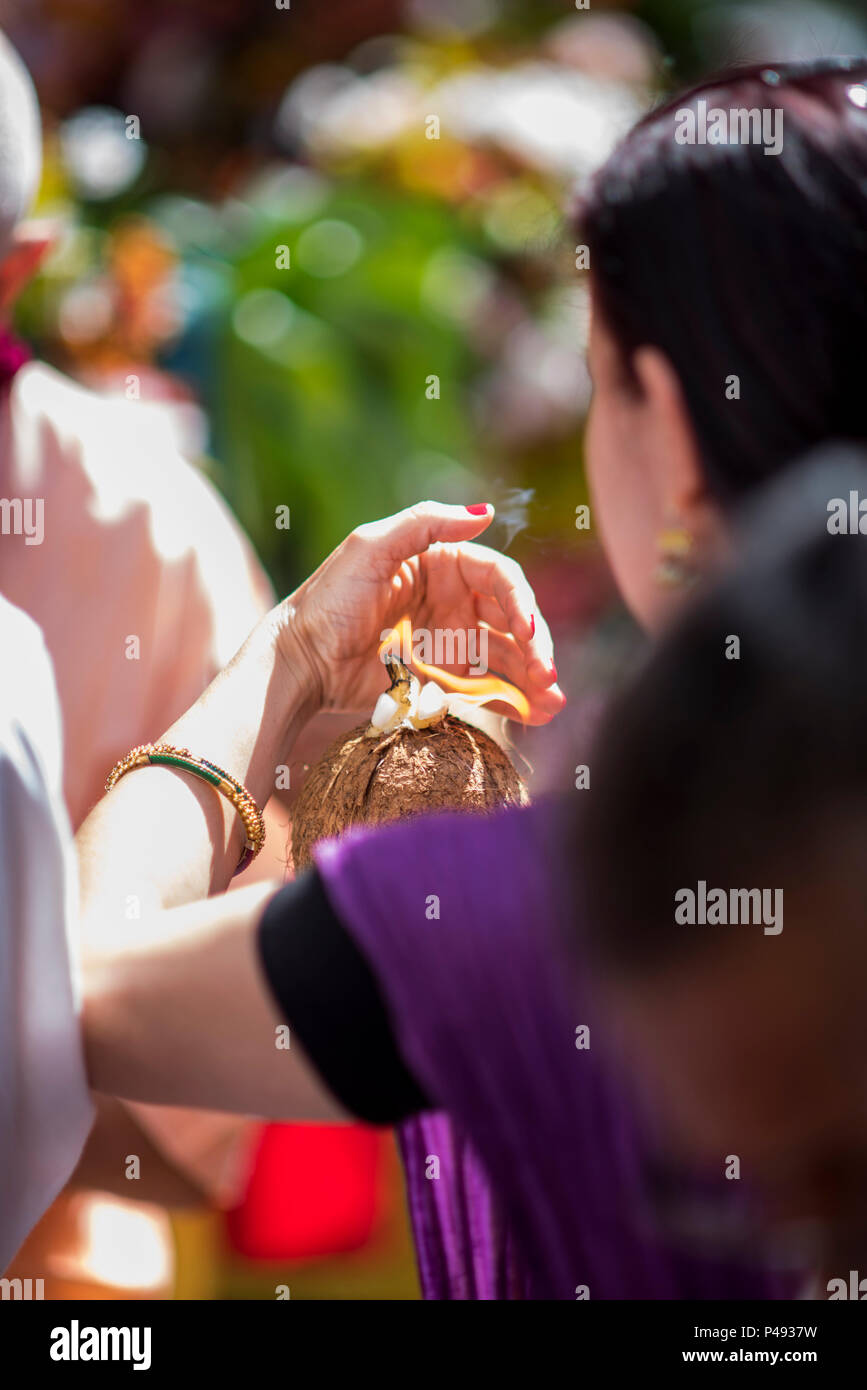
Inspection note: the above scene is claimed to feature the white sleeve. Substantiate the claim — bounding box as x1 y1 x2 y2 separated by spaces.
0 596 93 1271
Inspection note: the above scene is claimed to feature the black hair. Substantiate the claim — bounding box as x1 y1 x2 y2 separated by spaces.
579 57 867 503
581 442 867 972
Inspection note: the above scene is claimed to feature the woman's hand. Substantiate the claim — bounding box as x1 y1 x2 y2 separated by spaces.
273 501 565 725
77 502 564 924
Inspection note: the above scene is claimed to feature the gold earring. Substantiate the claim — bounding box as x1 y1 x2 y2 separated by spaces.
655 520 697 588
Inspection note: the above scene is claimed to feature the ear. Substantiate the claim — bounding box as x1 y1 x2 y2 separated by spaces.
0 222 55 313
632 346 707 524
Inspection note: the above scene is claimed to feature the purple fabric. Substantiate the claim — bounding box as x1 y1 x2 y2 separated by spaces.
316 801 799 1301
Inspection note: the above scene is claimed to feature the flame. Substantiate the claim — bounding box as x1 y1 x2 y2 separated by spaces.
378 617 531 721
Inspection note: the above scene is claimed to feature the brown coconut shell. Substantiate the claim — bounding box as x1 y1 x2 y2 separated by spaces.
290 714 528 873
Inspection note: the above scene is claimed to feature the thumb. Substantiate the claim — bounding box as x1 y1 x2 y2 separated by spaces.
351 501 494 573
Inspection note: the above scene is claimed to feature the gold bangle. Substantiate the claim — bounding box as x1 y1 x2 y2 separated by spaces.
105 743 266 875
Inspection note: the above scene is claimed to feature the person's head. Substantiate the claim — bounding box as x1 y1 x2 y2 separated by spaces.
579 57 867 629
582 443 867 1273
0 31 48 315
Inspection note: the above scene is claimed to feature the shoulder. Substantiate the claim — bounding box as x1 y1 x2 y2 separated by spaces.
5 362 272 657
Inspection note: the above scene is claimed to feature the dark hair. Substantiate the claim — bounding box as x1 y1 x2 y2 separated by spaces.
581 442 867 972
580 58 867 503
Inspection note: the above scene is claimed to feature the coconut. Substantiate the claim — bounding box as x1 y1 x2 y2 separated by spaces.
290 654 528 873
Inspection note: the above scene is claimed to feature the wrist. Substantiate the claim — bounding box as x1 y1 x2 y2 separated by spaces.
160 608 319 826
265 592 323 736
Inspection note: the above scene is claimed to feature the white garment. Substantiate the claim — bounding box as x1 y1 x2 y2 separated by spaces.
0 595 93 1270
0 360 272 1290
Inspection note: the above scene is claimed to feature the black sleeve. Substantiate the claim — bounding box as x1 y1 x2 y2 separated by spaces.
256 867 430 1125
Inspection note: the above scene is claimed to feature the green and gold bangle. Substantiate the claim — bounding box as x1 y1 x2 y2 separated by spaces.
105 743 266 875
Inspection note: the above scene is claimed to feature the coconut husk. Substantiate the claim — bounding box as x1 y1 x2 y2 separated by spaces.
290 714 528 873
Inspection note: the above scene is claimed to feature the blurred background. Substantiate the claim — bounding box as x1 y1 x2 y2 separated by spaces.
3 0 864 1300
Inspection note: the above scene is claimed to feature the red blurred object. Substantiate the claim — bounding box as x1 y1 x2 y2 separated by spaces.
225 1123 384 1261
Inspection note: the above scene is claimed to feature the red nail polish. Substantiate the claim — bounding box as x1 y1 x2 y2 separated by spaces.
529 615 536 637
465 504 489 515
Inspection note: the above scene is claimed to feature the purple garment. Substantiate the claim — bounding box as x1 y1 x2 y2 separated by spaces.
316 801 798 1301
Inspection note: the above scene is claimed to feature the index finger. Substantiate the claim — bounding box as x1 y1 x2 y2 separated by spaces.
456 543 556 683
454 542 538 640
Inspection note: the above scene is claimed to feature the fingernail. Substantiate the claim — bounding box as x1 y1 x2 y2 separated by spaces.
550 663 558 681
465 504 490 516
529 614 536 637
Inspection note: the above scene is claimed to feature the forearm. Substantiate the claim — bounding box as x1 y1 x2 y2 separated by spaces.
83 880 347 1121
77 613 318 923
77 603 343 1119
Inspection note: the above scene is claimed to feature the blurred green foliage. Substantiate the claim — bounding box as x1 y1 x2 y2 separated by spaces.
214 185 482 584
12 0 863 599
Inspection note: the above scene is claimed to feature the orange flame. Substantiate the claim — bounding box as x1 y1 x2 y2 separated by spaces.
378 617 530 722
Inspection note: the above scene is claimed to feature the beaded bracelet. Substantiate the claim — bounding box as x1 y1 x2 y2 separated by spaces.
105 743 266 875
